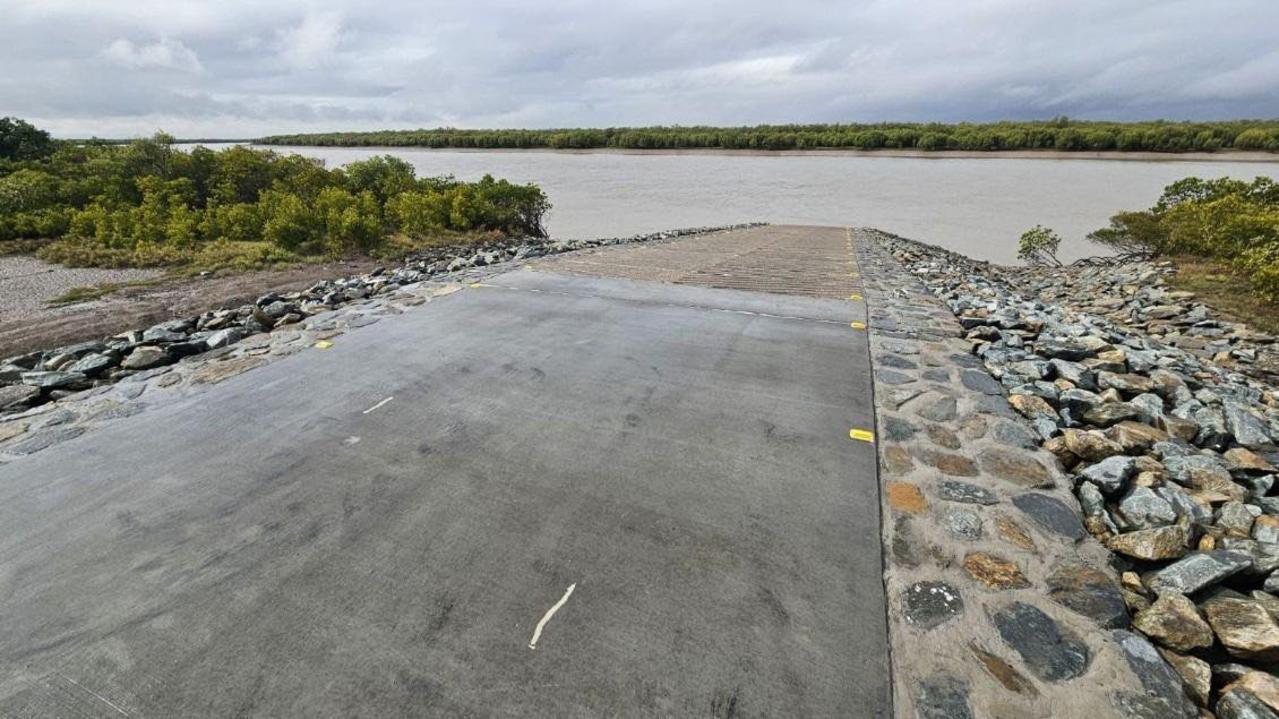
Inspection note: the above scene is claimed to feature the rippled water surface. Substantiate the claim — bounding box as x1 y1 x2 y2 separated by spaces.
255 146 1279 264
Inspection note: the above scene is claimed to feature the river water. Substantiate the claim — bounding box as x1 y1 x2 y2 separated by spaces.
252 146 1279 264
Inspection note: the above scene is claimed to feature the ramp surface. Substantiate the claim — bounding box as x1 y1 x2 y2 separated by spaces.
0 226 889 718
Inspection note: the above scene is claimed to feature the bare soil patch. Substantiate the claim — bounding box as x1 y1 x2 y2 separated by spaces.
1167 256 1279 336
0 257 381 357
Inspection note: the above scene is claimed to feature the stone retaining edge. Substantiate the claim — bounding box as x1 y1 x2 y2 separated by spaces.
854 229 1191 719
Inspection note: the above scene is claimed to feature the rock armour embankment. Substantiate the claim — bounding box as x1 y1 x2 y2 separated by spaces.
867 228 1279 718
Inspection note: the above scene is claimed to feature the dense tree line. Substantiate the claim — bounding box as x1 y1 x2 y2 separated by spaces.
0 118 550 269
1088 176 1279 300
260 119 1279 153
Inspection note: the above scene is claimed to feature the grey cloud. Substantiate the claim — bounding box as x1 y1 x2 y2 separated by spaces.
0 0 1276 137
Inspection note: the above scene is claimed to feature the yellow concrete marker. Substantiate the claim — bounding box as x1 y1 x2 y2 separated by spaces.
850 321 867 330
469 282 484 288
849 428 876 443
314 340 334 349
849 293 863 301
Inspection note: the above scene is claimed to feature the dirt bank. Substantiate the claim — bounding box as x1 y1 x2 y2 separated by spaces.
0 257 381 358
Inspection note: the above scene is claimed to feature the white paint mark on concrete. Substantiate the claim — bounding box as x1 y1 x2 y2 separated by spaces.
343 436 361 445
528 583 576 650
362 396 393 414
55 672 131 716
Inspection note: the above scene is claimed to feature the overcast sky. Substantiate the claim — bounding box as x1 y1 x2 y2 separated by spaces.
2 0 1278 138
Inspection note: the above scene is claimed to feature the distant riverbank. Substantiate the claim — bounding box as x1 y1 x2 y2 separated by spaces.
254 145 1279 163
257 121 1279 156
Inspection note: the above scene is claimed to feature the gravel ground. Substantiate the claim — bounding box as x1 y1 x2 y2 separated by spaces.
0 256 163 321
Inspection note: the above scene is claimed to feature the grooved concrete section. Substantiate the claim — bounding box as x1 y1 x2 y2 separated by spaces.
0 248 889 716
533 224 862 299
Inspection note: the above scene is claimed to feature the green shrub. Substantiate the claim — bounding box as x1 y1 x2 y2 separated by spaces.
259 189 321 254
1235 244 1279 302
342 155 417 201
387 190 451 236
1234 129 1276 151
917 133 948 151
1087 174 1279 307
0 168 61 213
200 202 265 243
1086 211 1167 255
315 187 383 255
191 241 301 271
1018 225 1063 266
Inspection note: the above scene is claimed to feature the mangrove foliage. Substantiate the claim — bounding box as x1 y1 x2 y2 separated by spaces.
1089 175 1279 302
0 119 550 270
260 119 1279 154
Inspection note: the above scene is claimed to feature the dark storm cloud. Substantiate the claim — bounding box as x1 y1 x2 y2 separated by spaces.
1 0 1276 137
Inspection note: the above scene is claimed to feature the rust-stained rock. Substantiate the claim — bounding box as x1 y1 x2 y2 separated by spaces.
1010 393 1056 421
1107 524 1191 561
1132 593 1213 652
1157 648 1211 708
1062 428 1124 463
190 356 268 385
979 447 1054 489
1104 421 1168 454
1223 672 1279 714
1203 597 1279 662
1254 591 1279 622
918 449 979 477
1043 435 1074 466
1223 447 1276 475
886 482 927 514
962 552 1031 590
995 514 1037 551
1120 571 1148 597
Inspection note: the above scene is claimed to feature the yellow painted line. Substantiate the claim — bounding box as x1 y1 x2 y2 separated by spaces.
850 321 866 330
469 282 484 288
314 340 334 349
849 294 863 301
849 428 876 443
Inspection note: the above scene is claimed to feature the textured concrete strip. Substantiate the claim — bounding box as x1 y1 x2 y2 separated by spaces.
532 224 865 300
0 269 889 717
854 229 1186 719
486 268 865 325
